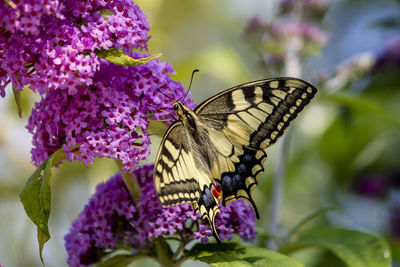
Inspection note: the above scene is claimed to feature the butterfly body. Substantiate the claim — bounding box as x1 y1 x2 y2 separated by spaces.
154 78 317 241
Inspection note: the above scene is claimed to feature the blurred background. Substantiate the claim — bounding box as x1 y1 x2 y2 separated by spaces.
1 0 399 266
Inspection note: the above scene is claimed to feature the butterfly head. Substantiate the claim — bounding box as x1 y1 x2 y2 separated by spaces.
173 101 197 130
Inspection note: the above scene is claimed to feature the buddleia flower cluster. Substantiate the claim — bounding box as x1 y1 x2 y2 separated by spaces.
0 0 149 96
64 165 257 266
27 56 193 171
0 0 193 170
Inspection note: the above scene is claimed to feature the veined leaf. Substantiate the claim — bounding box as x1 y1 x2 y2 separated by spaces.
19 150 66 264
96 48 162 66
281 227 391 267
186 242 304 267
19 157 52 264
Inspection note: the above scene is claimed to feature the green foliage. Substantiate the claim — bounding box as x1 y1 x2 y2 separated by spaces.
19 157 52 264
287 206 336 239
19 150 65 264
186 243 304 267
148 119 169 138
281 228 391 267
3 0 16 8
317 90 400 183
99 250 152 267
95 48 162 66
323 93 400 130
12 86 22 118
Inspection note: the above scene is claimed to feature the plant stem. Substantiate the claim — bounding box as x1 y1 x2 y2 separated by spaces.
115 160 141 204
267 35 302 250
267 130 292 250
154 239 176 267
172 241 185 262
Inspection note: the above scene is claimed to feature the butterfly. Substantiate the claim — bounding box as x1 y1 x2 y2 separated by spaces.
153 77 317 241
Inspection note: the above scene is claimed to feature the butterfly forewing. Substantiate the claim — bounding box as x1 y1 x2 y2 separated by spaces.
195 78 317 149
154 122 200 206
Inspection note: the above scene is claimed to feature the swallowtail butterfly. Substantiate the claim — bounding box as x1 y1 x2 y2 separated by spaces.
154 77 317 241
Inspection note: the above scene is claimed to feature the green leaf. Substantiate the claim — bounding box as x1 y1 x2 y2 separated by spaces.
37 228 50 264
20 157 53 264
51 148 66 167
4 0 16 8
287 206 336 239
322 93 400 130
99 250 152 267
100 255 136 267
12 86 22 118
148 119 169 137
186 243 304 267
281 228 391 267
96 48 162 66
99 9 115 19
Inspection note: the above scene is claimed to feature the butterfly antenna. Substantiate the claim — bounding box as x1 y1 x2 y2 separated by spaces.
148 103 176 120
156 88 176 104
183 69 199 102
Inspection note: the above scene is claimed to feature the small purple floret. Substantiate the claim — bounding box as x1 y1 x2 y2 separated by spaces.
64 164 257 266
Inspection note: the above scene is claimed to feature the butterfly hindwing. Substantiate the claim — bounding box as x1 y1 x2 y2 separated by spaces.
216 148 267 218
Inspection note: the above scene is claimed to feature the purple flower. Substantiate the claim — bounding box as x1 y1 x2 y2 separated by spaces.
353 173 391 198
390 208 400 238
65 164 257 266
269 21 329 47
0 0 150 95
27 54 194 172
279 0 329 19
373 36 400 72
244 17 329 72
244 18 329 48
353 171 400 198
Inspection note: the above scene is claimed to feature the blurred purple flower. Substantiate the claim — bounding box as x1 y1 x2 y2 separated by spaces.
269 21 329 47
244 18 329 48
353 171 400 198
279 0 329 19
243 16 265 35
353 171 400 238
65 164 257 266
390 208 400 238
27 55 193 172
373 36 400 72
353 173 391 198
0 0 150 96
244 17 329 72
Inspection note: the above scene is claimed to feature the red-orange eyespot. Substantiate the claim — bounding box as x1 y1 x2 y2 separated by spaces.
212 187 220 199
